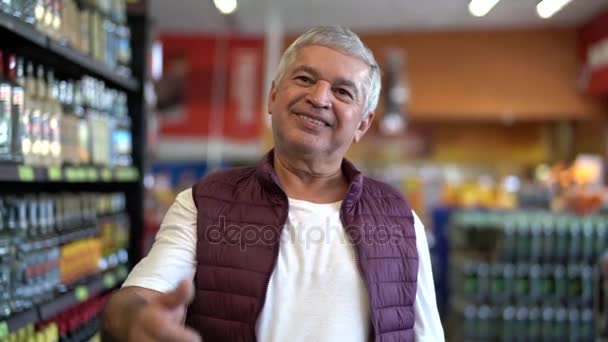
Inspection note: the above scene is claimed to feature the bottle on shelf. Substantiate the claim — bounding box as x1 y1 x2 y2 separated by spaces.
23 61 37 165
74 80 90 164
36 64 50 166
46 69 61 165
111 91 131 166
18 0 37 24
34 0 47 34
50 0 61 38
89 4 103 62
0 50 14 162
114 0 131 76
9 54 25 163
103 10 116 69
43 0 55 36
61 0 81 49
10 0 23 19
27 63 43 165
59 79 76 165
0 0 11 15
80 5 91 55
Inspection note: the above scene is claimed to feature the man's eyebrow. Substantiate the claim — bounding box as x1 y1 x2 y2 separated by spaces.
291 65 360 99
290 65 319 78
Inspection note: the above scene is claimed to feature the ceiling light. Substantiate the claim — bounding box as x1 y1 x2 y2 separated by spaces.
468 0 500 17
213 0 237 15
536 0 574 19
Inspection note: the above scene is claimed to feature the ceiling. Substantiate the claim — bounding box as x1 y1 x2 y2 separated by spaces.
148 0 608 34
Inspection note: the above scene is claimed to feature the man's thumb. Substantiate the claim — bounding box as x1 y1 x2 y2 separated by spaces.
158 279 195 309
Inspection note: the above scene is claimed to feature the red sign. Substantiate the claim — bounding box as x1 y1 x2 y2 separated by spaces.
157 34 265 142
579 11 608 96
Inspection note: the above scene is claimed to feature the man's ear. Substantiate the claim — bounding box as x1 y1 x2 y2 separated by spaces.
353 112 375 143
267 81 277 114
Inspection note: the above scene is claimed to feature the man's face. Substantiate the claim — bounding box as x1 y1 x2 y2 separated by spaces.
268 45 375 159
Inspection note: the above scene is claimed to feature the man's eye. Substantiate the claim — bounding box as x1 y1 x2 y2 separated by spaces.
295 76 313 84
336 88 353 99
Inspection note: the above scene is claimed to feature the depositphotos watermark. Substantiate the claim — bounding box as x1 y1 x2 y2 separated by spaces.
203 216 409 251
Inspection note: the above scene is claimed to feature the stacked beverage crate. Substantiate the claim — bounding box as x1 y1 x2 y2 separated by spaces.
448 210 604 341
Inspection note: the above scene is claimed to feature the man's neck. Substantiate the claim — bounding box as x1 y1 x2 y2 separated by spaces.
273 150 348 203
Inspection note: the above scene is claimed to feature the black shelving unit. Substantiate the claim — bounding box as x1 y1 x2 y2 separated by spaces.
47 39 138 91
0 10 138 91
0 164 139 182
0 1 147 338
0 265 129 338
38 266 128 321
126 10 148 263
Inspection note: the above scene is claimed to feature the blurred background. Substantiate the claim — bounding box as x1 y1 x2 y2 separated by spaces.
0 0 608 341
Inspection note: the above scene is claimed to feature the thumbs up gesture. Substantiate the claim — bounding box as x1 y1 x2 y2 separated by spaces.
128 279 202 342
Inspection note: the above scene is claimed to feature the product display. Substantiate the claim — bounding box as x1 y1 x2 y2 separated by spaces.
0 0 142 338
0 0 132 76
0 55 133 167
4 293 110 342
0 192 129 320
0 50 13 162
3 323 58 342
449 210 601 341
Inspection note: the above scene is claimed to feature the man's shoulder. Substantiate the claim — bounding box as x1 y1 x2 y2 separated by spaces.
361 176 415 223
361 175 405 198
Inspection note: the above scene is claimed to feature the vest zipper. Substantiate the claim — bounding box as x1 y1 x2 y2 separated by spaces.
253 236 280 342
352 238 375 340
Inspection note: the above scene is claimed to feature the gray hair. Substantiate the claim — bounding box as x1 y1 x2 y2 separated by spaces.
273 26 381 117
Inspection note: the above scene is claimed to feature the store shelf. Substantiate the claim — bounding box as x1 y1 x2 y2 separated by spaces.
0 266 128 338
0 11 46 47
0 5 145 340
47 40 138 91
56 227 100 246
4 308 38 337
0 11 138 92
0 164 139 183
39 266 127 320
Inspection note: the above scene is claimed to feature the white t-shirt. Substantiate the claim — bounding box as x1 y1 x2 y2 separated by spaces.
123 189 445 342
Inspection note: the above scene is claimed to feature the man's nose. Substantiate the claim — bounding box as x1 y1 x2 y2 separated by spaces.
306 81 332 109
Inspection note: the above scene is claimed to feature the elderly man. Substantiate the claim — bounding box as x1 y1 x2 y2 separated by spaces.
102 26 444 342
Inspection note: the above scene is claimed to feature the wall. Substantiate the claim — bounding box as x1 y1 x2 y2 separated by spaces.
265 28 608 165
285 28 607 121
346 120 606 165
347 122 549 165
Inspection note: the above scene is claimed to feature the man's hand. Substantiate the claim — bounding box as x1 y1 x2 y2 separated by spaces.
127 280 202 342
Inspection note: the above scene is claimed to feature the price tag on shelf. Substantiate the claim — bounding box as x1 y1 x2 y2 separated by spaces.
77 168 87 182
65 167 77 182
75 285 89 302
87 167 98 181
101 168 112 182
18 166 34 181
48 166 62 181
115 167 139 181
0 321 8 339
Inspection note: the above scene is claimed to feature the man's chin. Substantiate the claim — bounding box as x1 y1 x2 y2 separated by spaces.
278 138 325 156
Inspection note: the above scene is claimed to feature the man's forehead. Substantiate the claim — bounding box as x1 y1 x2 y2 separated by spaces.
293 45 368 67
289 46 370 83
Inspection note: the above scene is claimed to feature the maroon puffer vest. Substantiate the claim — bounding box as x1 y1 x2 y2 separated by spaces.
185 151 418 342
